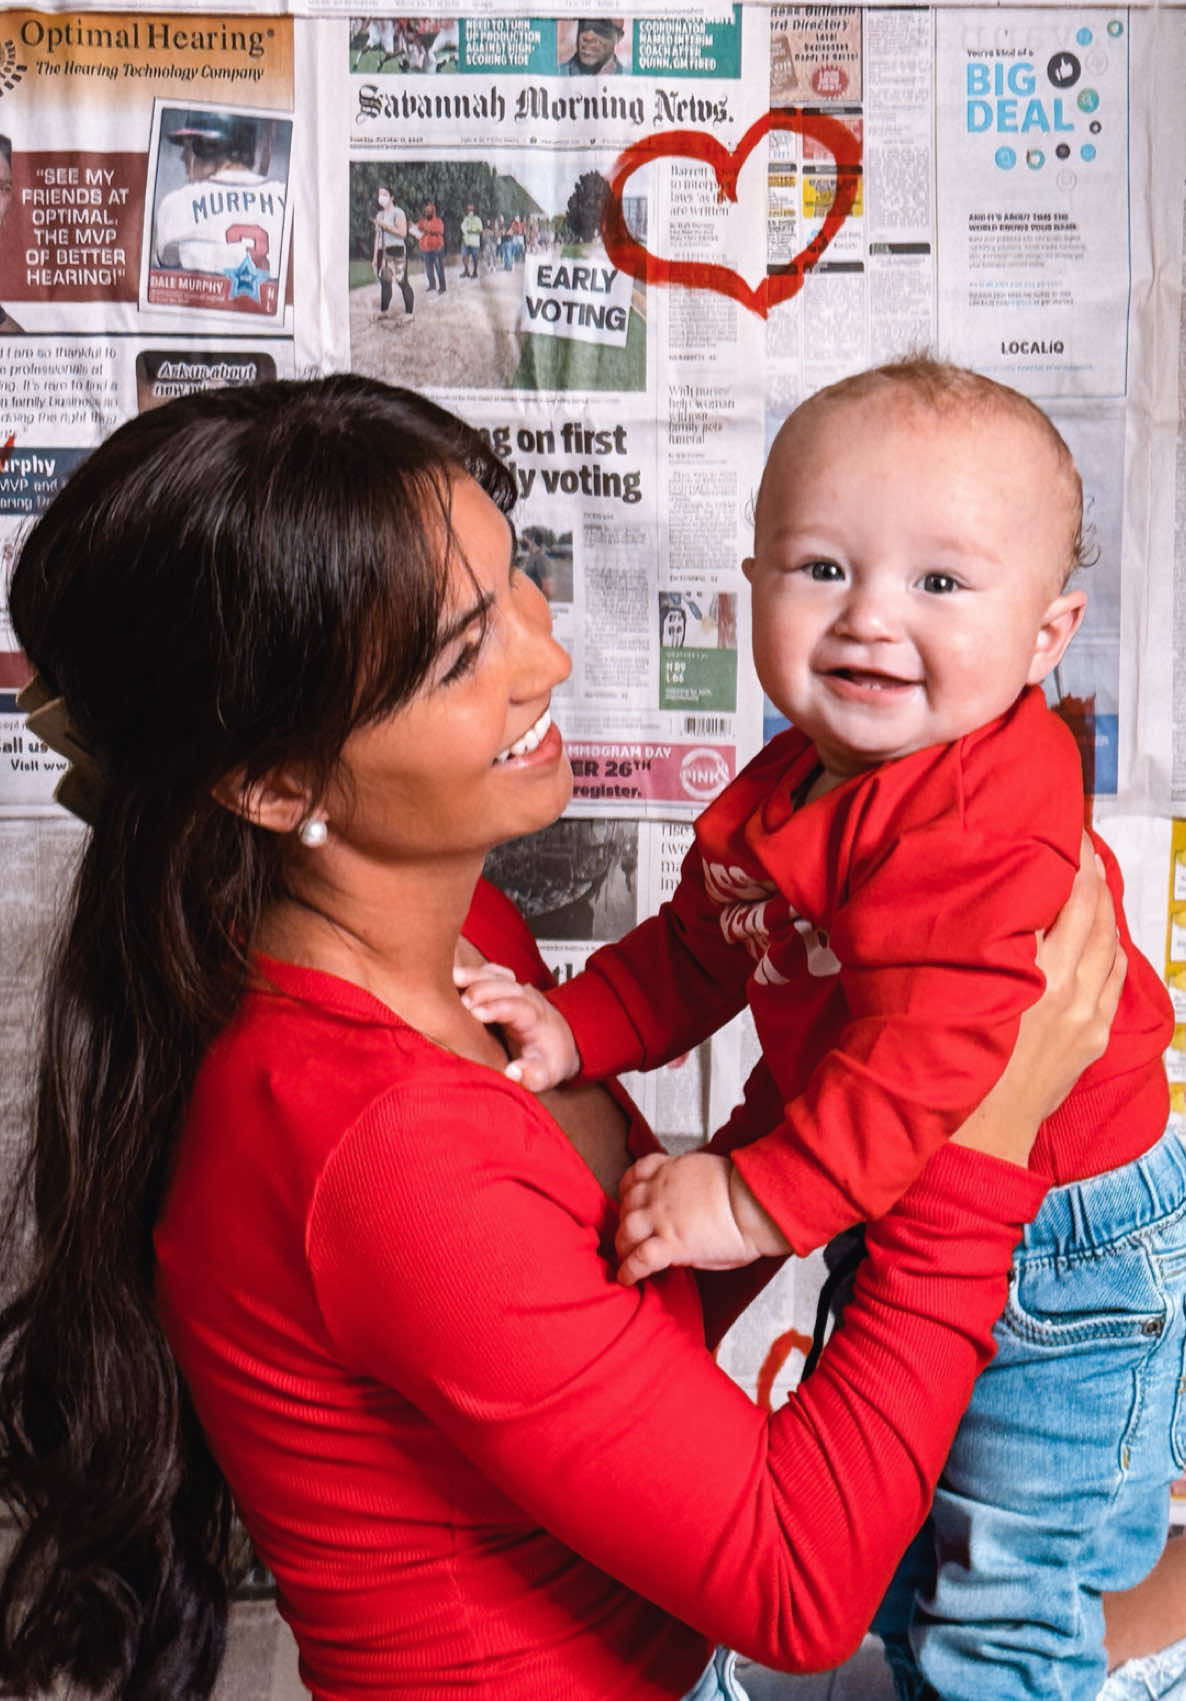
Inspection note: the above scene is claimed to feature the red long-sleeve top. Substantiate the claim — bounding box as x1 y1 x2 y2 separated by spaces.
417 212 444 251
551 690 1171 1256
154 879 1044 1700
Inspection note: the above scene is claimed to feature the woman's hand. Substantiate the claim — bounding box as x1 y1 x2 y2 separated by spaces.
950 834 1126 1167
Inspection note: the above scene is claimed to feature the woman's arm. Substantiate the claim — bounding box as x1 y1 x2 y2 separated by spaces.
330 847 1116 1669
308 1077 1042 1673
949 839 1125 1164
697 836 1124 1345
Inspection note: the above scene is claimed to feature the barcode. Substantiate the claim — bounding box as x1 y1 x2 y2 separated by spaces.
682 715 730 737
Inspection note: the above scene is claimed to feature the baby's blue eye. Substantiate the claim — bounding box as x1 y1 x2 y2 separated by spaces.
921 572 959 595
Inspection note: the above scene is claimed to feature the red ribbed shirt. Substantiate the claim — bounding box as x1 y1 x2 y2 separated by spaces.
155 879 1045 1699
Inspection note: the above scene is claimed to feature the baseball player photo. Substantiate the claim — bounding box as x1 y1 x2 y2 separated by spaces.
141 103 294 321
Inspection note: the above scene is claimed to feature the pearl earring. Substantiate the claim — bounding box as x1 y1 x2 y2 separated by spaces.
297 817 328 848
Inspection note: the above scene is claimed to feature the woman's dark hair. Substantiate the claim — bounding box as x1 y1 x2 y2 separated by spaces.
0 374 514 1698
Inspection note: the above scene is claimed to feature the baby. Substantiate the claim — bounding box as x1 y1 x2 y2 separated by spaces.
459 360 1185 1701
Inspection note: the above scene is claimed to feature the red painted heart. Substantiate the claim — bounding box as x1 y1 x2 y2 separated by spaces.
602 109 861 319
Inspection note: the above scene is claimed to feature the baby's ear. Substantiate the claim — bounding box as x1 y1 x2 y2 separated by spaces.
1027 588 1087 685
211 765 312 834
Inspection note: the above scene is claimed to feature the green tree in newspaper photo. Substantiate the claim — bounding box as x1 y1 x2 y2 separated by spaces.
513 168 645 393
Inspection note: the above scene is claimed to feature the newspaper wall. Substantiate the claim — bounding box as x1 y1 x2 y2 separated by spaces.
1 0 1186 1437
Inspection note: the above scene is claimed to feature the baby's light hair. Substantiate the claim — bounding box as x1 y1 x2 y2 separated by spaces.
762 355 1089 587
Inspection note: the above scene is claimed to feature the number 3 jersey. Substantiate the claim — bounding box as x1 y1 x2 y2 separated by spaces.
154 166 287 277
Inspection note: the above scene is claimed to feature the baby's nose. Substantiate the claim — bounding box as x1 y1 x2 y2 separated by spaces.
834 583 899 639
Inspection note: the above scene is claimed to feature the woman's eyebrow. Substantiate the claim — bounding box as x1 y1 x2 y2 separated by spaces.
437 590 495 649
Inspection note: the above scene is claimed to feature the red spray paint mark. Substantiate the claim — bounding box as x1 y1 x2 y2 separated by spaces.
755 1325 813 1411
1052 692 1097 820
603 109 861 320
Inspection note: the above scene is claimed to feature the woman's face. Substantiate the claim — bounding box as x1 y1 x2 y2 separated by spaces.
0 152 12 231
324 476 573 867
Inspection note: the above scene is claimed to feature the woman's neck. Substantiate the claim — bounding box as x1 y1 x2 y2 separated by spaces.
255 852 507 1067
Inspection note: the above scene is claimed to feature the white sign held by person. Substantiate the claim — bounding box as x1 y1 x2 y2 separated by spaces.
521 256 633 348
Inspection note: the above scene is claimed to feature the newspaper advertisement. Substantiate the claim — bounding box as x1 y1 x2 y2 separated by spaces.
935 7 1130 400
0 7 296 811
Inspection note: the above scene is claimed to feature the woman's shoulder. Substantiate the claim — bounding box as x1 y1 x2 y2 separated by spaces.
200 914 558 1179
180 961 435 1212
173 957 559 1301
182 884 649 1241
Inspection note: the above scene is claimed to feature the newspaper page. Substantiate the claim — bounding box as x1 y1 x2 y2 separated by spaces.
0 7 297 814
305 7 771 819
935 9 1131 398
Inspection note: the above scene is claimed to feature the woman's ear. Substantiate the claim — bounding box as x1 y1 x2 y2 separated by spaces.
210 766 312 835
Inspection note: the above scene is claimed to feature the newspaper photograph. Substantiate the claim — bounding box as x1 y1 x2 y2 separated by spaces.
141 99 294 320
347 149 646 393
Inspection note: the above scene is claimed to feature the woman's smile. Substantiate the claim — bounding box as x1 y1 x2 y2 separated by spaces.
495 704 557 764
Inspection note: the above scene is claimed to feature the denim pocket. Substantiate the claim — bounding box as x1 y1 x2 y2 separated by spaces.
994 1214 1186 1499
1002 1236 1169 1350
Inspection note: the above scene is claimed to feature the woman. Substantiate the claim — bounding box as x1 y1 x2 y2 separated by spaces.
372 186 413 320
0 376 1140 1701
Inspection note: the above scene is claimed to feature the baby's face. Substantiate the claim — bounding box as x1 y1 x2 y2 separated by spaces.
743 390 1085 785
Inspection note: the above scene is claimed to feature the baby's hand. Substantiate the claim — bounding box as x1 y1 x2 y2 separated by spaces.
615 1151 773 1286
453 962 580 1092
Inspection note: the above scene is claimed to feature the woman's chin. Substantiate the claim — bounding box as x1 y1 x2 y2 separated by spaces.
518 754 574 836
488 744 574 846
